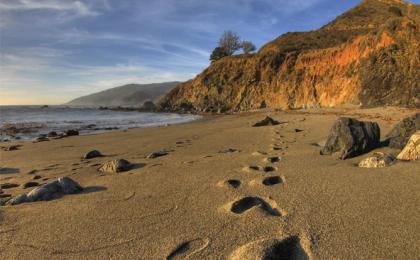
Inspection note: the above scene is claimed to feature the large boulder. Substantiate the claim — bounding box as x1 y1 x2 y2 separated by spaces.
386 113 420 149
397 131 420 161
320 117 380 159
7 177 83 205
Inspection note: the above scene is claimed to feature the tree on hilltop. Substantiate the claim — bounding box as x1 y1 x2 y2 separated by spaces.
242 40 256 54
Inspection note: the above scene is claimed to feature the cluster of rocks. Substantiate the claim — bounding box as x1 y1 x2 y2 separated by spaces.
99 159 132 173
33 129 80 143
320 113 420 167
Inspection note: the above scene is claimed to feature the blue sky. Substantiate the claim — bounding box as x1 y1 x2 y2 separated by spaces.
1 0 419 105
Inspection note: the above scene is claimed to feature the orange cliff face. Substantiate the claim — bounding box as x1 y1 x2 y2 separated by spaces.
159 0 420 113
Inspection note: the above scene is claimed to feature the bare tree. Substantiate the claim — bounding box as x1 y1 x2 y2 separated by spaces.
242 41 256 54
218 31 241 56
210 47 228 62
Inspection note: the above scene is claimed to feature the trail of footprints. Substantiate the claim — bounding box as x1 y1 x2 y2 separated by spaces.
167 125 312 259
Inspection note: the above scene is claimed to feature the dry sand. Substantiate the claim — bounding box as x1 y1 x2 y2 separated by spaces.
0 107 419 259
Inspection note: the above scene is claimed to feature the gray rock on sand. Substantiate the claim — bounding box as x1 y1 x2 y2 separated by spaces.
397 131 420 161
1 145 20 151
358 152 396 168
7 177 83 205
320 117 380 160
1 183 19 189
99 159 132 173
385 113 419 149
219 148 240 154
84 150 103 159
253 116 280 127
33 136 49 143
146 151 168 159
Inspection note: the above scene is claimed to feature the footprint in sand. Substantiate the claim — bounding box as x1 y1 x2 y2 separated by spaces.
167 238 210 260
243 165 277 173
228 196 282 217
218 179 241 189
262 176 284 186
264 156 281 163
229 236 311 260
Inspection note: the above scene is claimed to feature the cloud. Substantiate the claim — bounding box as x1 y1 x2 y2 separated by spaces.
0 0 99 16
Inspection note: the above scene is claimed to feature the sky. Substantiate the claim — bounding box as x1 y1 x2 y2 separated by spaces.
0 0 419 105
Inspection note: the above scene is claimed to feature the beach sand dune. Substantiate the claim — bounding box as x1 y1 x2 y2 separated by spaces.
1 107 419 259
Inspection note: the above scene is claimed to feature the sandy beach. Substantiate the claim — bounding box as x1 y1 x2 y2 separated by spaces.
1 107 419 259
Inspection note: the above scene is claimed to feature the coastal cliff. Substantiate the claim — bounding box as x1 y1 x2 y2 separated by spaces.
159 0 420 112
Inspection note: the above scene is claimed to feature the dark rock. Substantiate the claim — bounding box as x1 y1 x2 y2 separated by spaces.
294 129 304 133
253 117 280 127
65 129 79 136
32 175 42 180
0 193 12 198
99 159 132 173
7 177 83 205
22 182 40 189
218 148 240 153
320 117 380 159
385 113 420 149
1 183 19 189
84 150 103 159
47 131 58 137
146 151 168 159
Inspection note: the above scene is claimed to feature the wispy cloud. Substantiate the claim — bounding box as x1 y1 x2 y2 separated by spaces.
0 0 99 16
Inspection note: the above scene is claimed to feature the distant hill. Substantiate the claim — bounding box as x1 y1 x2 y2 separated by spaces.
160 0 420 112
67 82 179 107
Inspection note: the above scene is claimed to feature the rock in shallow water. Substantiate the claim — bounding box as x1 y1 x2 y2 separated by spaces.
358 153 396 168
397 131 420 161
7 177 83 205
386 113 419 149
99 159 132 173
84 150 103 159
320 117 380 160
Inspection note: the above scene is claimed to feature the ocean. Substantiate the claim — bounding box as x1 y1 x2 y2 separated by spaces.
0 106 200 141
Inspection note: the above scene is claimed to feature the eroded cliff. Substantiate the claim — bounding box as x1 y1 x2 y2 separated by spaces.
160 0 420 112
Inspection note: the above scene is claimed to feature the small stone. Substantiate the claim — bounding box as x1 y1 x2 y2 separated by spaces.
22 182 40 189
358 153 396 168
84 150 103 159
146 151 168 159
253 117 280 127
2 145 20 151
0 193 12 198
27 169 38 175
32 175 42 180
219 148 240 154
99 159 132 173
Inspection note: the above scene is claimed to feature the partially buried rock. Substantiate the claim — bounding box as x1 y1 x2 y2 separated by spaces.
2 145 20 151
397 131 420 161
65 129 79 136
253 116 280 127
320 117 380 160
219 148 240 154
22 181 39 189
47 131 58 137
358 153 396 168
1 183 19 189
146 151 168 159
7 177 83 205
386 113 419 149
84 150 103 159
99 159 132 173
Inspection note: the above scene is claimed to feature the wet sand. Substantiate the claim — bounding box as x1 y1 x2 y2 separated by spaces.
0 107 419 259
